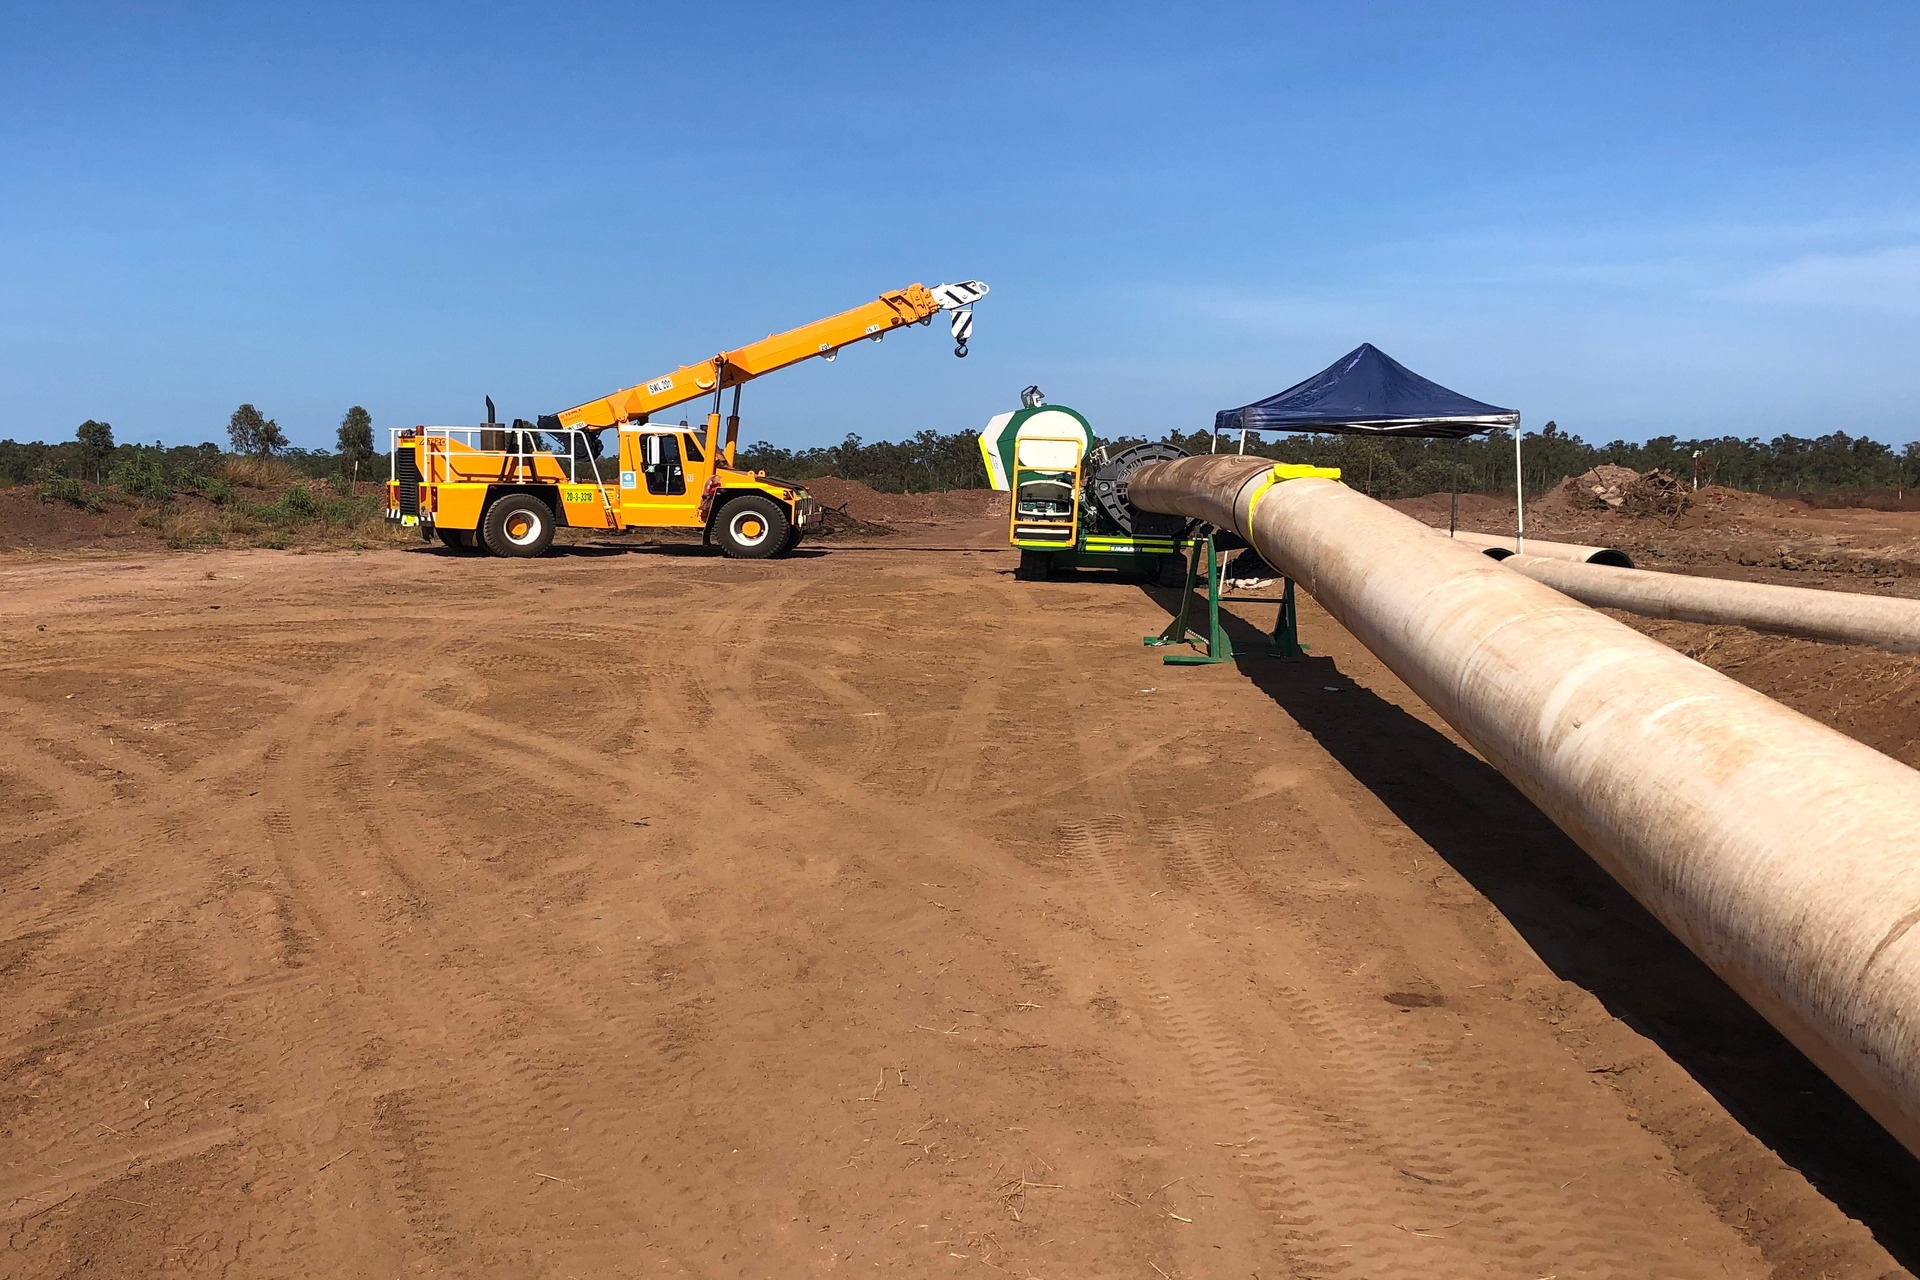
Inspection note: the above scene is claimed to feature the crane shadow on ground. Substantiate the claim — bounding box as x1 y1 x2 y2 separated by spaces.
600 544 830 560
402 543 627 559
1136 584 1920 1269
402 543 830 560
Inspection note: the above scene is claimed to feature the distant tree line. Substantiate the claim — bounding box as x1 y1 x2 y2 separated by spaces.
1164 423 1920 499
0 404 384 488
737 429 987 493
9 408 1919 500
742 422 1920 498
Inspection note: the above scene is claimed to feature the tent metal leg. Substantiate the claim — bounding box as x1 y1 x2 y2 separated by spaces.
1449 435 1460 536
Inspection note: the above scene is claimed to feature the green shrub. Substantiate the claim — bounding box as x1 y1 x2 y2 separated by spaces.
110 452 176 504
34 470 103 511
181 472 237 505
252 484 374 529
258 485 317 525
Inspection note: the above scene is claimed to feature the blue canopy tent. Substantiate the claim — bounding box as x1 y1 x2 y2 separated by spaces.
1214 343 1518 439
1212 343 1523 540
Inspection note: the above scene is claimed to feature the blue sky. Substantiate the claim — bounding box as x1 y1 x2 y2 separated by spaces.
3 1 1916 451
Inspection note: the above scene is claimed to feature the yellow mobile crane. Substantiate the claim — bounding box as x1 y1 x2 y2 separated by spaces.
385 280 987 558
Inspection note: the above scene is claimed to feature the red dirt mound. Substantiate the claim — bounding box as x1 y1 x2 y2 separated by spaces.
802 477 1008 525
1677 485 1804 527
0 486 159 553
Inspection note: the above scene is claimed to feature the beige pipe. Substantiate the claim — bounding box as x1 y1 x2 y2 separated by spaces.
1500 554 1920 653
1441 527 1634 567
1129 455 1920 1157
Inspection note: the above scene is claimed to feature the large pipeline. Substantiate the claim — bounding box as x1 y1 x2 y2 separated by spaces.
1499 553 1920 654
1129 455 1920 1156
1440 528 1634 567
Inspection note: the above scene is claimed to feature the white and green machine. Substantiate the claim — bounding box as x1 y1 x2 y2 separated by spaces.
978 387 1195 582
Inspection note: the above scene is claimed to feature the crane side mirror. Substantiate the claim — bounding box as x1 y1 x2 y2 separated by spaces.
641 435 664 466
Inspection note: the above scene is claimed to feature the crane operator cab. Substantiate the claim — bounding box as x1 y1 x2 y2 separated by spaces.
635 429 689 496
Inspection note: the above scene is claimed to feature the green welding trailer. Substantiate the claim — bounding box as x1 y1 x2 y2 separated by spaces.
979 388 1197 583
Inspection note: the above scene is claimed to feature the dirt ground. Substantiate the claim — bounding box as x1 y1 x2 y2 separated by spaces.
4 500 1920 1279
1391 485 1920 597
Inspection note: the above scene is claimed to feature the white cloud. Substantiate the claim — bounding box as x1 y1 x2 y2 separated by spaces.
1733 244 1920 315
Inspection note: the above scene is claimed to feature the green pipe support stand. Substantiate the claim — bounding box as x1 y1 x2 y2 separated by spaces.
1144 527 1309 665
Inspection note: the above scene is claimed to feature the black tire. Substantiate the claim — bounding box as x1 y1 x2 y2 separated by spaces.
482 494 556 558
435 528 481 553
714 495 790 560
778 524 805 555
1155 553 1190 588
1014 549 1053 581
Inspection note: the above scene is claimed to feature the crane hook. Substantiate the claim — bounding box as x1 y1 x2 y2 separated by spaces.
950 305 974 358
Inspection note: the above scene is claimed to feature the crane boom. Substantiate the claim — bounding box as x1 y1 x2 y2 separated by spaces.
548 280 988 431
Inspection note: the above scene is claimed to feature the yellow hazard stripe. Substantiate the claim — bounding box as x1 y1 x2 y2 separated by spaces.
978 434 1007 491
1244 463 1342 518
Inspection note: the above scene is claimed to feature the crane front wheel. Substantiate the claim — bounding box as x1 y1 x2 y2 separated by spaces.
715 495 791 560
482 494 556 558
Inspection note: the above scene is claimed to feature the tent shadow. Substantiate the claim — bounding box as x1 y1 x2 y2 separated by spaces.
1149 593 1920 1265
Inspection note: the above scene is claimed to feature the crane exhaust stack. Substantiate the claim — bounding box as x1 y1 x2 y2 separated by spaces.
1128 453 1920 1158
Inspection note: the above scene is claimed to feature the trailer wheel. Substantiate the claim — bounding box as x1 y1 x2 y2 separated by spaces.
482 494 556 558
715 495 789 560
1015 549 1053 581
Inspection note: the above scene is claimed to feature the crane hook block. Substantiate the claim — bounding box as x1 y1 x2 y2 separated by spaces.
948 305 974 359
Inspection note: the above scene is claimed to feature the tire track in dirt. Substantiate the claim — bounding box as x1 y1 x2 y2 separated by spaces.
1057 817 1428 1279
1043 626 1756 1279
1152 815 1713 1278
1 546 1891 1279
927 676 1000 795
669 570 1607 1278
654 577 1209 1278
230 586 727 1274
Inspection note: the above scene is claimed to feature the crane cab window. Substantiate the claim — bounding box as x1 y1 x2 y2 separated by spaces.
640 433 686 496
682 433 704 463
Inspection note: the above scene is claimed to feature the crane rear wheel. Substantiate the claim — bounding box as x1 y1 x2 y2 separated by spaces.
482 494 556 558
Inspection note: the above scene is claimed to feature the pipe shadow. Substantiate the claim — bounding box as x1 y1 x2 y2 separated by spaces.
1141 588 1920 1263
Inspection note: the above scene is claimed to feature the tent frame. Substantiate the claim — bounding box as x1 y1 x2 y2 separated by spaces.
1210 422 1526 549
